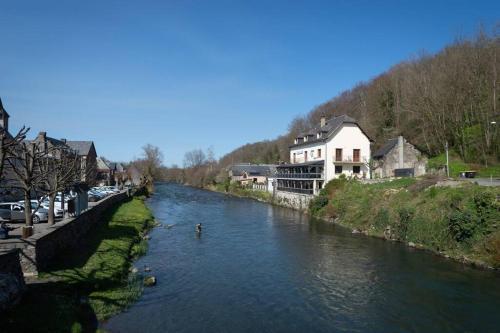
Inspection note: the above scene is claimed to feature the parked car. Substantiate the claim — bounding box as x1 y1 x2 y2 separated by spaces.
40 196 69 211
0 202 48 223
88 190 106 201
21 200 64 218
0 208 10 221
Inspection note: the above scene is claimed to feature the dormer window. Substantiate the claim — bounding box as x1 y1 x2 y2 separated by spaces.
304 136 308 142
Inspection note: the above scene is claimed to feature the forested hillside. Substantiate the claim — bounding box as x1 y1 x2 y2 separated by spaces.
225 30 499 164
169 29 500 185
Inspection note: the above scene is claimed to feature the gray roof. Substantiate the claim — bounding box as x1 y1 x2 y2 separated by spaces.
96 157 110 170
372 138 398 159
290 114 373 148
229 164 276 177
66 141 94 156
109 162 125 172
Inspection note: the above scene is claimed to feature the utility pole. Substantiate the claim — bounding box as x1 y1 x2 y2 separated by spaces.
445 141 449 178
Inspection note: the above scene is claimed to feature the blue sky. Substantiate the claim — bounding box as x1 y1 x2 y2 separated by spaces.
1 1 498 166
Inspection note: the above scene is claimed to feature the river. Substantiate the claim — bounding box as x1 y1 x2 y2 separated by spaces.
104 183 500 333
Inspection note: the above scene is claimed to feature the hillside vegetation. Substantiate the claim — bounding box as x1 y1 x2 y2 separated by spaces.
164 29 499 186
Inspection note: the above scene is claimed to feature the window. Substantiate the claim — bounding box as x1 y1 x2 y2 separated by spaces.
293 153 296 163
318 149 321 158
335 165 343 174
353 149 360 162
310 150 314 158
335 149 343 161
353 166 361 174
304 151 308 161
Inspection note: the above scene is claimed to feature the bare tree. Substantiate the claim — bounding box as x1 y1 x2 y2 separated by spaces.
39 145 80 225
183 149 206 168
0 126 29 181
5 140 48 233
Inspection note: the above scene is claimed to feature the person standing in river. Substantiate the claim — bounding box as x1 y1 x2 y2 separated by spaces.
195 223 202 233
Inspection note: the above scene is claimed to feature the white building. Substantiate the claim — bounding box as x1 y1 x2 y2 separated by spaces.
276 115 372 195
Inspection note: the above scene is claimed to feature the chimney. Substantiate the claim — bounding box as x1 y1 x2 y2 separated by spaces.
60 138 67 144
398 136 404 168
38 131 47 141
320 116 326 128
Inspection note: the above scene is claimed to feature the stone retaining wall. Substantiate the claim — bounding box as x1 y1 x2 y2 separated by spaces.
0 249 25 312
274 190 314 211
0 191 130 275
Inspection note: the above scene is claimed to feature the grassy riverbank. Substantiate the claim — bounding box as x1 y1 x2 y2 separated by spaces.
1 196 155 333
310 177 500 268
210 182 273 202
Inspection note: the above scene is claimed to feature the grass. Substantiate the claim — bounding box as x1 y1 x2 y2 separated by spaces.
0 196 155 333
213 182 273 202
428 152 500 177
310 177 500 268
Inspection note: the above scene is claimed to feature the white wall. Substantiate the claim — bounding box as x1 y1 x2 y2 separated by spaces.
324 124 371 181
289 142 326 164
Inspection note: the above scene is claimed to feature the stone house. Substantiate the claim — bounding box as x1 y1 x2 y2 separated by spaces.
96 157 111 186
66 141 98 186
109 162 127 186
372 136 427 178
228 164 276 186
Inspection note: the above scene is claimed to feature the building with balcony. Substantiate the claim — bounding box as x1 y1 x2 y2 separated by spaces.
276 114 372 195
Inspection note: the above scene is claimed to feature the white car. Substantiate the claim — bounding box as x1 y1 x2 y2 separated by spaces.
40 197 68 216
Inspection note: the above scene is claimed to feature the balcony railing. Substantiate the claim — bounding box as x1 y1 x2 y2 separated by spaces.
334 156 368 164
277 187 314 195
276 173 324 179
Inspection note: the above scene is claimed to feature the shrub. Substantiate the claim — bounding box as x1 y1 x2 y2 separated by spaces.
393 206 415 240
449 210 479 242
374 208 390 230
309 195 329 215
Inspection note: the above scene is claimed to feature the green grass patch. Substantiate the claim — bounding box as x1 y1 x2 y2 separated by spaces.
213 182 273 202
428 152 500 177
1 196 154 333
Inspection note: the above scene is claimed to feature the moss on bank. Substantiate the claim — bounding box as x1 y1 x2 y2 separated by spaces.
0 196 155 333
310 177 500 268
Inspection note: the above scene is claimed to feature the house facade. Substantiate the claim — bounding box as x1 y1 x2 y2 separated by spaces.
96 157 111 186
66 141 97 186
228 164 276 186
276 115 372 195
372 136 427 178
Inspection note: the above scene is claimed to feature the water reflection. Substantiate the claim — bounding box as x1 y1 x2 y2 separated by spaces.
104 183 500 333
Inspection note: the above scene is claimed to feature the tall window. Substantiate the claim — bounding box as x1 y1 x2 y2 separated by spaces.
318 149 321 158
293 153 296 163
353 149 360 162
305 151 308 162
335 148 343 162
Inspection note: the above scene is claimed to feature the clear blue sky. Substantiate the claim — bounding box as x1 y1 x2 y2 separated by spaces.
1 1 498 166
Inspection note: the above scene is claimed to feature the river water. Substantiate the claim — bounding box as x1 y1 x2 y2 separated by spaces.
104 183 500 333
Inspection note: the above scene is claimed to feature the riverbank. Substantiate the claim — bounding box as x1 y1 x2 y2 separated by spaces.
0 196 155 332
310 177 500 269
